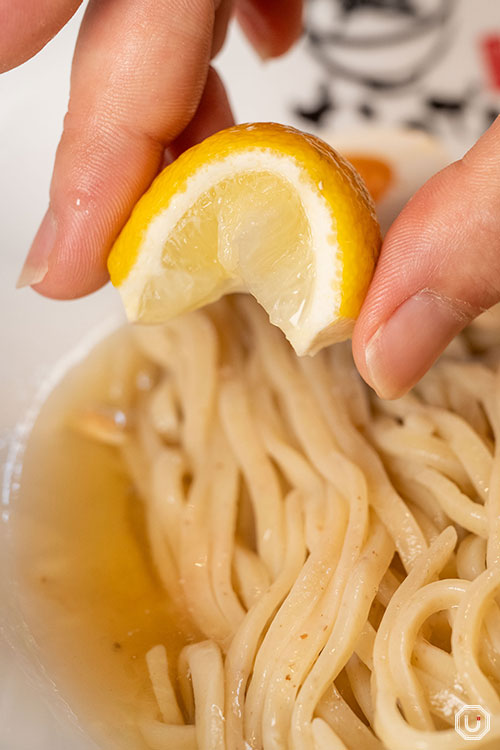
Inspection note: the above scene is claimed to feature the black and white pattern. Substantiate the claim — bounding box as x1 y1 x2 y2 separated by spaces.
294 0 500 149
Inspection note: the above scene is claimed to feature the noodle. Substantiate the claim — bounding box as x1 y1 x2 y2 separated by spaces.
146 645 184 726
76 296 500 749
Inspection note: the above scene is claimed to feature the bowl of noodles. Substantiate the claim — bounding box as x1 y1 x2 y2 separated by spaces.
4 119 500 750
3 46 500 743
6 277 500 750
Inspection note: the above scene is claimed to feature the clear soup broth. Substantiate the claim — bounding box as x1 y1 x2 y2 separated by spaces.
11 330 187 750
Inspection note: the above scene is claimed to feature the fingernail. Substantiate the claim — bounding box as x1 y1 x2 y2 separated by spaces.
16 209 56 289
364 291 469 399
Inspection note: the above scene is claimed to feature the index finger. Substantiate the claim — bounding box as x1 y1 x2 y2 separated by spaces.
18 0 221 298
0 0 82 72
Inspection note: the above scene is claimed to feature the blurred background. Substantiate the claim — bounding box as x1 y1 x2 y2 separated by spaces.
1 1 500 747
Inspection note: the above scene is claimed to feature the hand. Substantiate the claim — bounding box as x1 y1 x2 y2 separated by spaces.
353 116 500 399
10 0 302 296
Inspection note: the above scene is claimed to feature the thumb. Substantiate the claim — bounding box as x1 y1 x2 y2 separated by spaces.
353 117 500 399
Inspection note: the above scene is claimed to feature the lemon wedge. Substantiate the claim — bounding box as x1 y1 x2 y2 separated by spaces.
108 122 381 355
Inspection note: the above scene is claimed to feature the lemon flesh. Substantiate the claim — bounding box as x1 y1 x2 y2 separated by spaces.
138 171 315 345
109 123 381 356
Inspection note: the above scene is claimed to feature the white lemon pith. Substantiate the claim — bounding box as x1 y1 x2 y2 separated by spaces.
108 123 381 356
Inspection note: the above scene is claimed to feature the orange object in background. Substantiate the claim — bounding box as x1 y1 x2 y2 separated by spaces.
345 155 393 203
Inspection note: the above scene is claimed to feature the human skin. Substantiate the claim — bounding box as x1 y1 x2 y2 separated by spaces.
352 116 500 398
8 0 302 300
6 0 500 398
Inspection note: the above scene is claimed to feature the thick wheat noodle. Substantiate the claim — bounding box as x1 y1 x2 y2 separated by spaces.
300 488 332 553
219 374 285 577
483 370 500 567
248 300 425 569
146 645 184 725
353 621 376 669
182 641 226 750
373 528 500 748
456 534 487 580
345 654 374 724
224 491 306 750
487 449 500 569
177 648 195 724
169 313 218 467
150 448 186 563
232 544 271 610
238 299 367 505
311 718 349 750
427 408 492 503
415 669 466 725
414 368 451 410
439 361 497 423
251 379 324 496
300 354 426 567
405 467 488 538
77 298 500 749
452 568 500 713
149 377 181 441
146 509 185 607
412 639 459 690
367 420 473 491
375 568 401 607
484 606 500 676
327 344 371 428
351 623 467 728
353 605 455 685
386 460 450 532
206 426 246 636
178 434 234 645
290 520 393 750
126 438 185 607
406 501 440 543
444 376 490 438
316 684 383 750
388 579 469 730
244 485 349 749
373 528 466 749
247 371 328 552
258 496 369 750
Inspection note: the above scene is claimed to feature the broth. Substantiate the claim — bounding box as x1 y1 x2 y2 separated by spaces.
10 329 187 749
